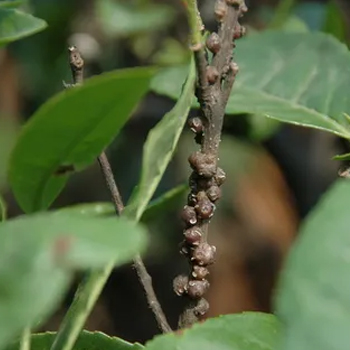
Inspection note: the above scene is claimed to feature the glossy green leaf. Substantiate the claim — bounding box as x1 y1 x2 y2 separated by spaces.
0 1 25 8
276 180 350 350
125 58 196 221
151 31 350 139
9 67 154 213
0 211 147 349
6 331 143 350
0 9 46 45
145 312 280 350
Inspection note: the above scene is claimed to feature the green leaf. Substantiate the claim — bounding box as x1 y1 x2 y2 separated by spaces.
323 0 347 44
9 67 154 213
56 184 187 223
0 195 6 222
141 184 186 223
151 31 350 139
0 9 47 45
0 1 25 8
96 0 174 37
125 58 196 221
269 0 296 28
333 152 350 161
276 180 350 350
6 331 143 350
0 211 147 349
145 312 280 350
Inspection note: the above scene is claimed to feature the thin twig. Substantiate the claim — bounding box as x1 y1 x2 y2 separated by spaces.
97 152 124 214
97 152 172 332
51 47 171 349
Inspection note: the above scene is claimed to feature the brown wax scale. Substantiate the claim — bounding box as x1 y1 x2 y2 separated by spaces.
187 280 210 299
187 192 198 206
192 242 216 266
181 205 197 226
206 32 221 54
194 298 210 316
173 275 189 296
192 265 209 280
188 152 217 178
188 116 204 134
184 227 202 245
179 241 192 257
195 192 215 219
215 167 226 186
215 0 228 21
207 185 221 202
206 66 219 84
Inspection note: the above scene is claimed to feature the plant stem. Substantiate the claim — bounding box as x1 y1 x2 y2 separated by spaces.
97 152 124 214
175 0 248 328
50 46 171 350
20 327 31 350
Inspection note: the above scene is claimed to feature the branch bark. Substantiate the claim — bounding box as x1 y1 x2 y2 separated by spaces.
70 46 172 334
174 0 248 328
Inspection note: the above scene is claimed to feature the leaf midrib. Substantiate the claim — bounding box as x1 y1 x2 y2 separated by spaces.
233 86 350 139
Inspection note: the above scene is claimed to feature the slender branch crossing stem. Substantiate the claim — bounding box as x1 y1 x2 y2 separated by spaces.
50 47 171 350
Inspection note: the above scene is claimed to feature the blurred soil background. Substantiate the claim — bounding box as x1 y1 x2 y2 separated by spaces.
1 0 350 344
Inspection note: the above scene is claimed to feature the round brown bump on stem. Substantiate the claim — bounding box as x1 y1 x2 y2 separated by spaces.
233 24 246 40
187 192 198 206
188 152 217 178
215 0 228 21
187 280 210 299
188 116 204 134
194 298 210 316
192 265 210 280
179 241 192 257
215 167 226 186
181 205 197 226
206 66 219 84
184 227 202 245
195 197 215 219
173 275 189 296
207 185 221 202
206 32 221 54
192 242 216 266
